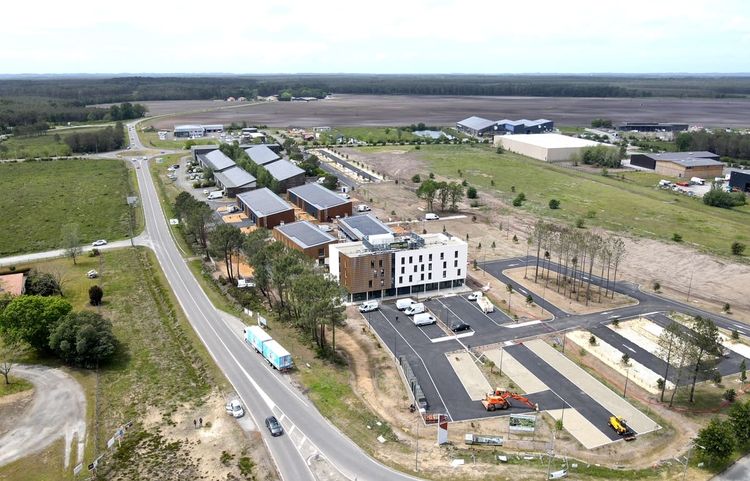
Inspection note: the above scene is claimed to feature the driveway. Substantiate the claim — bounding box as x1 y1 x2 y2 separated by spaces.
0 365 86 468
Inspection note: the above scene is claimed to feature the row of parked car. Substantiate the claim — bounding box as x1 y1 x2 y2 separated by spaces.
359 298 470 332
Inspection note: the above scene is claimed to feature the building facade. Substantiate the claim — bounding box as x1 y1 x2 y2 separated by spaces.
272 221 337 265
729 170 750 192
329 232 468 302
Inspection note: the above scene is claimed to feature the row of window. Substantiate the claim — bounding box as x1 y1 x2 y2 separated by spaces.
399 250 460 265
400 259 459 274
397 268 461 285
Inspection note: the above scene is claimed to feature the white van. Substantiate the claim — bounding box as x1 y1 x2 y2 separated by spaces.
358 300 379 313
404 303 425 316
690 176 705 185
207 190 224 200
396 298 417 311
412 313 436 326
357 204 371 212
424 213 439 220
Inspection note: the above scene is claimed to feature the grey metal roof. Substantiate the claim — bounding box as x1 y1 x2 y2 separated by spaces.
645 151 718 161
265 159 305 182
237 188 293 217
288 183 350 209
658 157 725 168
202 149 236 172
457 116 496 131
337 214 393 241
275 221 336 249
245 145 281 166
214 166 256 188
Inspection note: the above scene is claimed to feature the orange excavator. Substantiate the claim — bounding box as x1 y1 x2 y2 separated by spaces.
482 390 539 412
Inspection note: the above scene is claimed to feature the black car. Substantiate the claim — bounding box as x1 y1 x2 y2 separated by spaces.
450 321 470 332
265 416 284 436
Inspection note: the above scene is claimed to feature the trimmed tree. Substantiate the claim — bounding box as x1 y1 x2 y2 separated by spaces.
48 311 116 368
89 285 104 306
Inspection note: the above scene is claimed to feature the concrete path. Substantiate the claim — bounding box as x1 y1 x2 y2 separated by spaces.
483 348 547 394
446 351 491 401
0 365 86 468
525 339 659 434
546 408 612 450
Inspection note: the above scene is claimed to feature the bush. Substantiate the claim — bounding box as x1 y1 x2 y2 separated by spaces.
548 199 560 209
589 335 596 345
48 311 116 368
732 241 746 256
704 185 747 209
724 389 737 402
672 233 683 242
470 200 479 207
24 270 62 296
89 285 104 306
461 179 468 187
575 218 585 229
466 186 478 199
652 281 661 292
512 197 523 207
411 174 421 183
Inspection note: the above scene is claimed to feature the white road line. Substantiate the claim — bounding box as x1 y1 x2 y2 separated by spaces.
600 311 611 316
623 345 637 353
505 320 542 329
430 332 475 343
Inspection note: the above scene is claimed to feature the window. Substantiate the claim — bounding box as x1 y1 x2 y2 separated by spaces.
440 252 444 260
368 280 372 288
420 264 424 271
428 254 433 261
379 259 383 267
454 250 459 258
381 269 384 275
420 274 424 281
409 256 413 263
428 264 432 271
428 273 432 280
457 269 461 276
399 276 403 283
413 265 417 273
401 267 405 274
409 275 413 283
443 261 447 269
318 248 324 257
419 255 423 263
454 260 458 267
370 260 374 268
443 270 447 278
401 257 405 265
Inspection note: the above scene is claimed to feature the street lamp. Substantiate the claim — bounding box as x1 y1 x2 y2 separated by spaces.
623 367 631 398
682 442 705 481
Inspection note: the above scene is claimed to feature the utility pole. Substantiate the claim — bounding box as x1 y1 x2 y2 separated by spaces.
415 417 419 472
499 347 504 376
686 268 694 302
623 368 631 398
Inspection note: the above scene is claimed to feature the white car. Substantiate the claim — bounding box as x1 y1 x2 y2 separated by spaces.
92 239 108 247
339 193 351 200
225 400 244 418
86 269 99 279
467 291 482 301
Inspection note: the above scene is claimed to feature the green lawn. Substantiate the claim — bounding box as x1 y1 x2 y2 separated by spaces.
0 158 134 256
0 376 33 397
0 126 123 160
324 126 420 144
363 144 750 256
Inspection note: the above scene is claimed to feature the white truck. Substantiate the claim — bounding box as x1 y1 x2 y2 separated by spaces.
690 176 706 185
477 296 494 313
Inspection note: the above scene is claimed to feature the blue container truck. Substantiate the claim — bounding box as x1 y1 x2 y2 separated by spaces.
244 325 272 354
261 340 293 371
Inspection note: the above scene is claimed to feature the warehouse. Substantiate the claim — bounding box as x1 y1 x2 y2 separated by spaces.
456 116 497 137
495 119 554 135
245 145 281 166
728 170 750 192
264 160 306 192
174 125 205 138
617 122 689 132
273 221 337 265
629 151 719 171
288 183 352 222
198 149 236 172
337 214 393 241
495 133 606 162
236 188 296 229
655 158 724 179
213 166 256 197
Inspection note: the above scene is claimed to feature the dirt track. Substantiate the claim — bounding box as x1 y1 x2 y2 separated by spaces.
149 94 750 129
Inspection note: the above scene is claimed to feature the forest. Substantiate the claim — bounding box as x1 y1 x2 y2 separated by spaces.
676 130 750 163
0 98 147 133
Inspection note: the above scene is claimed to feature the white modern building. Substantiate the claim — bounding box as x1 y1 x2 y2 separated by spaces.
329 232 468 302
494 133 609 162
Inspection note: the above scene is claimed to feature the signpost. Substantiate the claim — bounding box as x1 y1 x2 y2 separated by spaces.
437 414 449 445
509 413 537 433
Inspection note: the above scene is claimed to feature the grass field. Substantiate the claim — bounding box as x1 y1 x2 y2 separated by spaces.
362 144 750 256
323 126 420 144
0 158 135 256
0 126 122 160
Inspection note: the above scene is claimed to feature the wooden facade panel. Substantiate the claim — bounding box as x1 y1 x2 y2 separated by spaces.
339 251 392 293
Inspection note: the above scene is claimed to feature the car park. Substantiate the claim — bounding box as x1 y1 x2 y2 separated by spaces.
265 416 283 436
92 239 108 246
225 400 244 418
358 300 379 313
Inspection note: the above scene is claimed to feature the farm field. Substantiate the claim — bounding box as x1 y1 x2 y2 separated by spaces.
356 144 750 256
0 158 133 256
149 94 750 129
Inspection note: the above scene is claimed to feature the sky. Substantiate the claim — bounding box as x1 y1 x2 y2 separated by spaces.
2 0 749 74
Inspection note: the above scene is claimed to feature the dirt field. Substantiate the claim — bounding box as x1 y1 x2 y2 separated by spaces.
148 94 750 129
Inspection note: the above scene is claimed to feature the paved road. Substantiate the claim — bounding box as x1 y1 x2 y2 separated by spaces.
0 365 86 469
712 453 750 480
0 237 146 268
132 151 421 480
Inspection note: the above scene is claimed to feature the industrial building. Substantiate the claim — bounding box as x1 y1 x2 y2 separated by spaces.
329 232 468 302
630 152 723 178
236 188 296 229
337 214 393 241
494 119 554 135
287 183 352 222
174 124 224 138
245 145 281 166
264 160 306 192
456 116 497 136
495 133 606 162
198 149 236 172
728 169 750 192
617 122 689 133
272 221 337 265
213 166 256 197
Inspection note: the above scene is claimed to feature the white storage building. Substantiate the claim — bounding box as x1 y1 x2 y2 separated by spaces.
495 133 608 162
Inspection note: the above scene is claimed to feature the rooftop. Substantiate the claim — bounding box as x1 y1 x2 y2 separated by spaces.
499 133 604 149
655 157 724 168
0 272 25 296
174 124 204 131
245 145 281 166
457 116 496 131
265 159 305 182
275 221 336 249
213 166 256 188
337 214 393 241
288 183 350 209
201 149 236 171
643 151 718 161
237 188 293 217
334 232 466 257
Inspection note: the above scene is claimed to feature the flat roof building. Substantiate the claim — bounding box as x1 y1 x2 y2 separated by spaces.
494 119 554 135
264 159 305 192
273 221 337 265
617 122 689 133
630 151 723 178
337 214 393 241
174 125 205 138
329 232 467 302
630 151 719 170
456 116 497 136
213 166 256 196
245 145 281 166
236 188 296 229
729 169 750 193
287 183 353 222
495 133 608 162
198 149 236 172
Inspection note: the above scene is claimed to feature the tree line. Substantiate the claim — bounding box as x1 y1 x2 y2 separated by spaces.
529 221 626 305
572 145 624 168
676 130 750 163
172 193 345 356
64 122 126 153
416 178 465 212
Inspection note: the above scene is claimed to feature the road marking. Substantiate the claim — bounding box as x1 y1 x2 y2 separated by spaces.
504 320 542 329
600 311 611 316
430 332 475 343
623 345 636 353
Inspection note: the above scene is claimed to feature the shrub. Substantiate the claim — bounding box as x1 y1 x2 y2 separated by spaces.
548 199 560 209
731 241 746 256
575 218 585 229
512 234 518 243
589 335 596 345
461 179 468 187
89 285 104 306
652 281 661 292
466 186 478 199
512 197 523 207
621 353 630 365
429 172 435 179
725 303 733 314
704 185 747 209
48 311 116 368
731 329 739 340
724 389 737 402
470 200 479 207
411 174 421 183
24 270 62 297
672 233 683 242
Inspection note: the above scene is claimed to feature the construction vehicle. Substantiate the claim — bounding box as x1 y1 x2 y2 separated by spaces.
482 390 538 412
608 416 636 441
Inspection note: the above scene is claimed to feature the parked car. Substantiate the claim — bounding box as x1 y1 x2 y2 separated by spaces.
92 239 108 247
225 400 245 418
396 298 417 311
265 416 284 436
86 269 99 279
412 313 436 326
467 291 482 301
357 204 371 212
424 213 439 220
358 300 379 313
339 193 351 200
450 320 471 332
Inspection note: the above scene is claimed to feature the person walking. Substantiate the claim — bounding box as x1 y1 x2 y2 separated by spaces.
199 417 203 428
